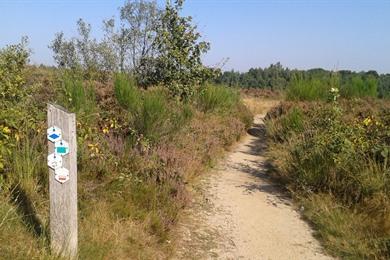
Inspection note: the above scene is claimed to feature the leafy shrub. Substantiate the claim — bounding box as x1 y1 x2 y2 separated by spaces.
197 84 240 112
0 37 29 101
147 1 218 99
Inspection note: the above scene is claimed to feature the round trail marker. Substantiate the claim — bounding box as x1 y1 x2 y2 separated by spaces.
47 126 62 143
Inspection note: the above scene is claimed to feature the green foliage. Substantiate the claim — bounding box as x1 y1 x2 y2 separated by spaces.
147 0 218 99
302 194 389 259
8 138 45 195
114 73 141 111
196 84 240 113
267 100 390 258
114 74 194 143
0 37 30 101
50 0 218 91
0 41 49 258
340 74 378 98
62 73 96 115
286 72 378 101
286 74 331 101
217 64 390 99
378 74 390 98
134 89 171 143
50 19 117 81
216 62 290 89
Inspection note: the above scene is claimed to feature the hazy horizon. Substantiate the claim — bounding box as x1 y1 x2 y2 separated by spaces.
1 0 389 73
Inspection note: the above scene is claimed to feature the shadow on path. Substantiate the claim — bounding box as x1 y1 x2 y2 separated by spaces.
232 118 291 204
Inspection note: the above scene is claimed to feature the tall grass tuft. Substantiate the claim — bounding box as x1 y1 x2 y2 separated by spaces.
62 74 96 114
286 74 330 101
114 73 141 112
340 75 378 98
197 84 240 112
287 73 379 101
8 137 44 195
134 89 171 143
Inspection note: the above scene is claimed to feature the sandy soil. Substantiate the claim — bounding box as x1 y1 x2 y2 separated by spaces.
173 111 333 260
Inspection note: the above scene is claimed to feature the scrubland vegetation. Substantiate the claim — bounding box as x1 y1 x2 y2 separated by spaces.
265 76 390 259
0 1 251 258
1 0 390 259
0 47 250 259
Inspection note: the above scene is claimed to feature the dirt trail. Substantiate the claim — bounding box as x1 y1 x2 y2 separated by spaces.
174 104 332 259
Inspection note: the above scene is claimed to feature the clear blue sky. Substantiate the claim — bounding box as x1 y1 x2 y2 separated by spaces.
1 0 389 73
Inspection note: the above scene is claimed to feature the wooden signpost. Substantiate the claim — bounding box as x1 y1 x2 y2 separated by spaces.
47 104 78 258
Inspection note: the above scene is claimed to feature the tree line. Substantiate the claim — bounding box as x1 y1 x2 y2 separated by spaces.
215 62 390 98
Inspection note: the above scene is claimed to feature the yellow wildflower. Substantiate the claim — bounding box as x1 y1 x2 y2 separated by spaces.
2 126 11 134
363 117 372 126
88 143 100 154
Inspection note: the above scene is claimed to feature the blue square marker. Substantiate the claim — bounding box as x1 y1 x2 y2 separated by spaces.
56 147 67 154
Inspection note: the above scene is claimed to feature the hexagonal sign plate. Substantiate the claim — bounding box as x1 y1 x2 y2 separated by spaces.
54 167 69 184
47 126 62 143
47 153 63 170
55 140 69 156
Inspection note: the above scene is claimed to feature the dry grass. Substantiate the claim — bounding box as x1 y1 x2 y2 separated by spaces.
78 201 171 259
242 97 280 115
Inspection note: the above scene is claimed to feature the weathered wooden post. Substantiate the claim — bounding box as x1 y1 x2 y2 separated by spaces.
47 103 78 258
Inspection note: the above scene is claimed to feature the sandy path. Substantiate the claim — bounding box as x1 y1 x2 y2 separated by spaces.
174 113 332 260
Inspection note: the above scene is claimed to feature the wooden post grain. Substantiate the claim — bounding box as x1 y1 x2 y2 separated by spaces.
47 104 78 258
